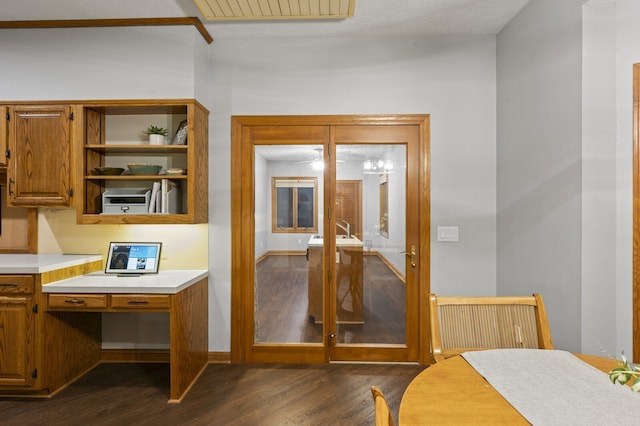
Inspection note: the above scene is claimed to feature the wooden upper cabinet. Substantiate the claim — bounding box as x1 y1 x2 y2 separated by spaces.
77 99 209 224
1 99 208 222
6 105 73 207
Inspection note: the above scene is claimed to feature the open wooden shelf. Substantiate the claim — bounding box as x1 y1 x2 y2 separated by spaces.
76 99 209 224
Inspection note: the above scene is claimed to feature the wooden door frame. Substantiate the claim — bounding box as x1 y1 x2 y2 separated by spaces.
634 64 640 361
230 114 431 364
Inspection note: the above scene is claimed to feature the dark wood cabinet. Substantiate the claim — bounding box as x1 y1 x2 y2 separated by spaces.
307 244 363 324
0 260 103 397
0 275 36 388
0 105 7 168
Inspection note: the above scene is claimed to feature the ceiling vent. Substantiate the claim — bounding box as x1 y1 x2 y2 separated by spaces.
194 0 355 21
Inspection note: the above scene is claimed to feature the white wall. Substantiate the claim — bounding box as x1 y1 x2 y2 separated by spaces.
497 0 585 353
582 0 618 358
581 0 640 358
0 27 198 100
210 35 498 350
497 0 639 357
612 0 640 360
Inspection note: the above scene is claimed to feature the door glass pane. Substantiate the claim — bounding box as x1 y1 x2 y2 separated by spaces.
335 144 406 344
254 145 324 344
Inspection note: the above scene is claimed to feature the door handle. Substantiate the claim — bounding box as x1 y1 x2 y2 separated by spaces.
402 245 416 268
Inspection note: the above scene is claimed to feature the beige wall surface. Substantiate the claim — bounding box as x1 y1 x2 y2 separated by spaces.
38 209 208 269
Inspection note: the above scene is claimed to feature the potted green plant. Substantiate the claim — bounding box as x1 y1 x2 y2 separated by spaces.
144 125 168 145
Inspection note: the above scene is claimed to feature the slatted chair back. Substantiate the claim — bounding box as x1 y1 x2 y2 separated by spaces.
370 385 395 426
429 293 554 362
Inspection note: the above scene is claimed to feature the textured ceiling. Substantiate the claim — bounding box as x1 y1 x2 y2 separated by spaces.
0 0 530 40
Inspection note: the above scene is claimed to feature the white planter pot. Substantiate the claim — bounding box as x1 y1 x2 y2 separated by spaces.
149 134 165 145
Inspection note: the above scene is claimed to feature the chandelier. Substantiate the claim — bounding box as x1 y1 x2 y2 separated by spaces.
363 158 393 174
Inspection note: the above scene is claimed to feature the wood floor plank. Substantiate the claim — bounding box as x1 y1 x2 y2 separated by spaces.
0 362 425 425
256 253 405 345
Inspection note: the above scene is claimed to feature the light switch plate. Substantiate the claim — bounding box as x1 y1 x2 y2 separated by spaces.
437 226 459 242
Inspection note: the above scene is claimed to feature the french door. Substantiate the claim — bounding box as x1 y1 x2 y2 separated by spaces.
231 115 430 363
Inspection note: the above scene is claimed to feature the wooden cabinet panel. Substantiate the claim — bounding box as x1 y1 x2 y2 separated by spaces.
0 106 7 168
7 105 72 207
0 295 36 387
48 294 107 309
307 246 323 323
0 275 34 294
111 294 170 310
47 293 169 311
307 246 364 325
0 265 104 396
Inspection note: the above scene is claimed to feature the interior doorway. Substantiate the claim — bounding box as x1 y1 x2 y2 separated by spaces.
231 115 431 364
336 180 362 240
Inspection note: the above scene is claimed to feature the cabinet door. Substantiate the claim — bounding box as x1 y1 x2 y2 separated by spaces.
0 106 7 168
0 295 36 388
7 105 72 207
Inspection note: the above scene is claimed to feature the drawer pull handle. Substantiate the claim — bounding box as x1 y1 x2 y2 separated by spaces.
0 283 19 287
64 298 85 305
18 113 63 118
127 300 149 305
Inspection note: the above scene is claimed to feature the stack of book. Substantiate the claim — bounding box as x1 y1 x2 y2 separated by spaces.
148 179 178 213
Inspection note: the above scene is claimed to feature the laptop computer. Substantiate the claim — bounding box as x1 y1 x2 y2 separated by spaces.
105 242 162 276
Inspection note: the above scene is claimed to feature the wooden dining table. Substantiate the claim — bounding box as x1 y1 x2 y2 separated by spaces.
399 352 618 425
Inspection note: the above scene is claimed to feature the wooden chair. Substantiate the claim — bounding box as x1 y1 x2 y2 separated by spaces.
429 293 554 362
370 385 395 426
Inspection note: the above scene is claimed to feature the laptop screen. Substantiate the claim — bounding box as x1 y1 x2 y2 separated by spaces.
105 242 162 275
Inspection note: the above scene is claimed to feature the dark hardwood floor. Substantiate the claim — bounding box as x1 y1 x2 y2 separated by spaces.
0 362 425 425
255 254 405 344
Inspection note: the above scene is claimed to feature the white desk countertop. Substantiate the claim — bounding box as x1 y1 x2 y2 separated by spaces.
42 270 209 294
0 254 103 274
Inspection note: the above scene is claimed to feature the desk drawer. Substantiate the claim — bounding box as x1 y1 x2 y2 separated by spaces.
111 294 170 310
48 294 107 309
0 275 35 294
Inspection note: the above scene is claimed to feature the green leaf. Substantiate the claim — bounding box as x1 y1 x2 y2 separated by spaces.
144 125 168 136
609 368 631 385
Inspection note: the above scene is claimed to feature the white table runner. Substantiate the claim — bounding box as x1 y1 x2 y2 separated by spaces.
462 349 640 425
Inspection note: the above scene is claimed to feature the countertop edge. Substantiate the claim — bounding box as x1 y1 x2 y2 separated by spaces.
42 269 209 294
0 254 103 274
